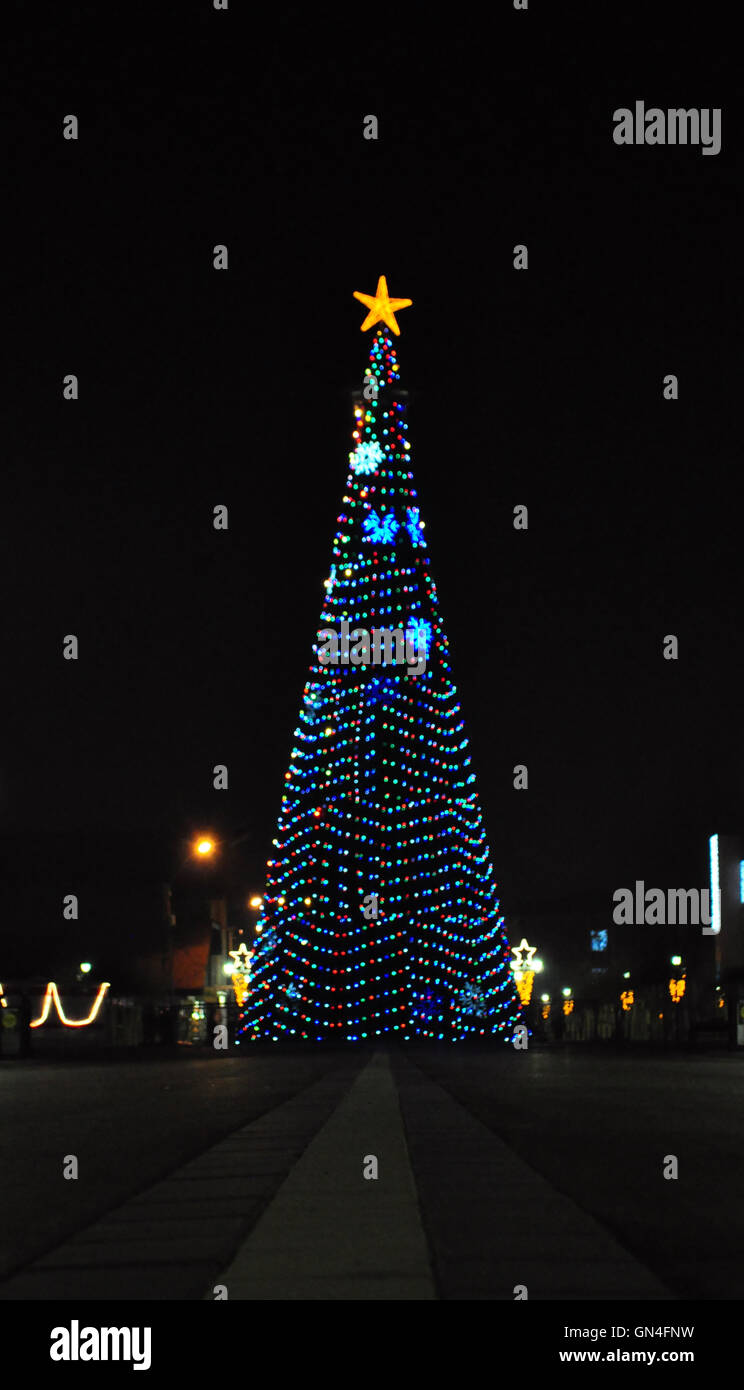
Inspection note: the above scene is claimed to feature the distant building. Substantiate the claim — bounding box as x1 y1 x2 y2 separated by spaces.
709 833 744 1042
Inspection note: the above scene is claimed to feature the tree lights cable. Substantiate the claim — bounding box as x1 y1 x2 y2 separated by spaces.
239 283 522 1043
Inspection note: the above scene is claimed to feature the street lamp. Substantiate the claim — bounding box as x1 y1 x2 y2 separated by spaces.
247 893 265 937
561 986 574 1018
193 836 217 858
80 962 92 974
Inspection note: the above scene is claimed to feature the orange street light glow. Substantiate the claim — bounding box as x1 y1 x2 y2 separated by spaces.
249 895 263 908
194 837 215 857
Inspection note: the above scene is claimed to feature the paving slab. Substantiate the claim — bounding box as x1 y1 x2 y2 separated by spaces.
0 1058 363 1300
0 1047 681 1301
214 1050 436 1300
393 1052 674 1300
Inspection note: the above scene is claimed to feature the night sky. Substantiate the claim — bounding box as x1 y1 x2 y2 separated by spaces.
4 2 740 976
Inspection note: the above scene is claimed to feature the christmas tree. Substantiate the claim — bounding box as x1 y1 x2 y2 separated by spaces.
239 278 522 1043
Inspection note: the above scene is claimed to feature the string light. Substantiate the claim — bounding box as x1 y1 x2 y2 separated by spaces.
30 981 111 1028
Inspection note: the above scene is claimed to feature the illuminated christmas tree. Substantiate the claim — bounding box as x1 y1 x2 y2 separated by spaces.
240 278 522 1043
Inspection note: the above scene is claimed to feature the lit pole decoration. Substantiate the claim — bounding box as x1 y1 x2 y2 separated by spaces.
620 989 634 1011
239 279 522 1043
227 943 253 1006
562 986 574 1016
510 938 540 1007
668 954 686 1004
669 977 686 1003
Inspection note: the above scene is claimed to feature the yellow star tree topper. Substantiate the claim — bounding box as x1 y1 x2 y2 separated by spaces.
353 275 412 336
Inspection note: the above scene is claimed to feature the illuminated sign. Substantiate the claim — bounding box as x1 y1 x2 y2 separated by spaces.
708 834 721 935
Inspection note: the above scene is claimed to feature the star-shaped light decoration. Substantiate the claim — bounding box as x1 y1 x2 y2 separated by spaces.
229 943 253 972
510 939 537 975
229 942 254 1006
353 275 412 336
510 938 538 1007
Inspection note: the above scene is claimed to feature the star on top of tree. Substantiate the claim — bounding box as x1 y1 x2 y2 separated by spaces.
353 275 412 336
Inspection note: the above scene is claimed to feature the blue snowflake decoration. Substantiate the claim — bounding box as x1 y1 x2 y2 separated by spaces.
456 982 486 1016
411 989 446 1024
285 982 301 999
405 616 433 659
303 685 324 723
364 675 396 706
406 507 426 547
363 510 399 544
350 441 384 475
324 563 337 593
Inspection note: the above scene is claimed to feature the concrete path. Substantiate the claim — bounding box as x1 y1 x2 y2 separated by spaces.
0 1057 363 1300
214 1050 435 1299
393 1051 672 1300
0 1048 674 1300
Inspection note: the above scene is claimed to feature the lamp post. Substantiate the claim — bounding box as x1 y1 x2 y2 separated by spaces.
246 894 263 944
162 829 255 1036
162 833 221 996
668 955 686 1045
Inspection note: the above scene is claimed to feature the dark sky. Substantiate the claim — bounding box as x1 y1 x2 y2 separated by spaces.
3 2 741 968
